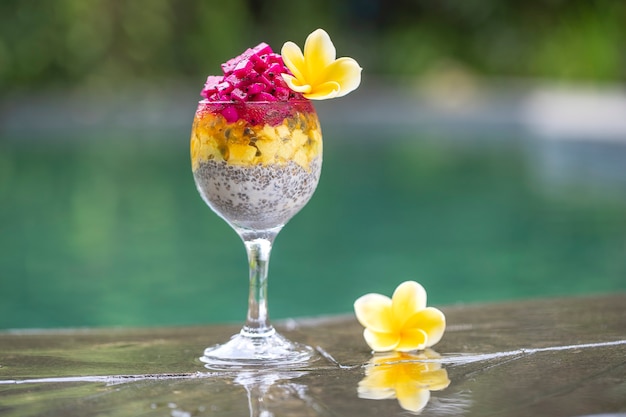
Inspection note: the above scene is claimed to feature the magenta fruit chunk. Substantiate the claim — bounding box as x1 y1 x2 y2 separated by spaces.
251 54 268 72
201 75 222 98
221 106 239 122
231 88 247 102
246 82 266 95
250 42 272 56
216 81 233 93
199 41 307 122
251 92 277 102
264 63 284 79
274 87 290 101
203 75 221 89
233 59 254 77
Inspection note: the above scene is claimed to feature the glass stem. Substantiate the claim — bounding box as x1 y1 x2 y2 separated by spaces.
240 231 278 337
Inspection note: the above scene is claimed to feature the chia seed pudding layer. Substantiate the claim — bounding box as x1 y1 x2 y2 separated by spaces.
193 158 322 231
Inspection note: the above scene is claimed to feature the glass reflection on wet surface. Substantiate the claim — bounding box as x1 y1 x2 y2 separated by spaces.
1 295 625 416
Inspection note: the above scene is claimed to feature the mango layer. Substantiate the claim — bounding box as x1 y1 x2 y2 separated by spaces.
191 110 322 171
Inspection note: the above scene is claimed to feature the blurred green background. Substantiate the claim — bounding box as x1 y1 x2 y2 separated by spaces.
1 0 625 330
1 0 625 90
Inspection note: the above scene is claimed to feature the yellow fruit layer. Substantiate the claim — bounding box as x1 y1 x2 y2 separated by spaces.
190 111 322 171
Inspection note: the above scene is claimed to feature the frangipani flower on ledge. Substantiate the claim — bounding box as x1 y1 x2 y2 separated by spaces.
354 281 446 352
358 350 450 414
281 28 362 100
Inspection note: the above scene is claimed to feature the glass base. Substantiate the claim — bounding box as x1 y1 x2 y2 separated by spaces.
199 327 319 370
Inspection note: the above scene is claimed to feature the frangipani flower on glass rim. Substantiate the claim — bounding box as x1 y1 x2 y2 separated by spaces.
281 28 362 100
358 350 450 414
354 281 446 352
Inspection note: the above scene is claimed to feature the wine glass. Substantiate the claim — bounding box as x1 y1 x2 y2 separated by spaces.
190 99 322 368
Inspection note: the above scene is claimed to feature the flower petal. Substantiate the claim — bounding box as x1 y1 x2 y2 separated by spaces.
280 41 305 81
364 329 400 352
395 386 431 414
418 369 451 391
395 328 428 352
357 384 396 400
324 57 362 98
304 81 340 100
354 293 393 332
303 28 336 85
359 364 397 397
371 351 405 364
405 307 446 348
392 281 427 329
281 74 311 93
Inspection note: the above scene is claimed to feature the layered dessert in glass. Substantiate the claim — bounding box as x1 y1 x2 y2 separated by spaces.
191 100 322 232
190 30 360 368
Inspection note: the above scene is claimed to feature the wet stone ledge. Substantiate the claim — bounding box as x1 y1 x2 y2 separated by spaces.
0 294 625 417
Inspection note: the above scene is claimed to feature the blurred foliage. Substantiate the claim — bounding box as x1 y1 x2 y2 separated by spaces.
0 0 624 92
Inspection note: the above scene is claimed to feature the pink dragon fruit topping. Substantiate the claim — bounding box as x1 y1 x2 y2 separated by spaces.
199 42 308 125
201 42 304 104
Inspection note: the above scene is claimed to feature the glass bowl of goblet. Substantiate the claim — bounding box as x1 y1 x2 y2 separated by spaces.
190 99 322 368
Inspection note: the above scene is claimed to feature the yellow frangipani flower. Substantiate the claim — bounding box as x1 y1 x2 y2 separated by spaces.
354 281 446 352
358 350 450 414
281 28 362 100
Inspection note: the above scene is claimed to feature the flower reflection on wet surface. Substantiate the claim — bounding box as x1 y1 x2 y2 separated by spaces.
358 349 450 414
1 296 624 416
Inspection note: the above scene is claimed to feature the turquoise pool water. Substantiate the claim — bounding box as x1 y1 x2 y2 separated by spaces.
1 128 625 329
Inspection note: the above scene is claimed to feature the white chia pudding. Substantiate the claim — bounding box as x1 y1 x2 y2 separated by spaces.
193 158 322 231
